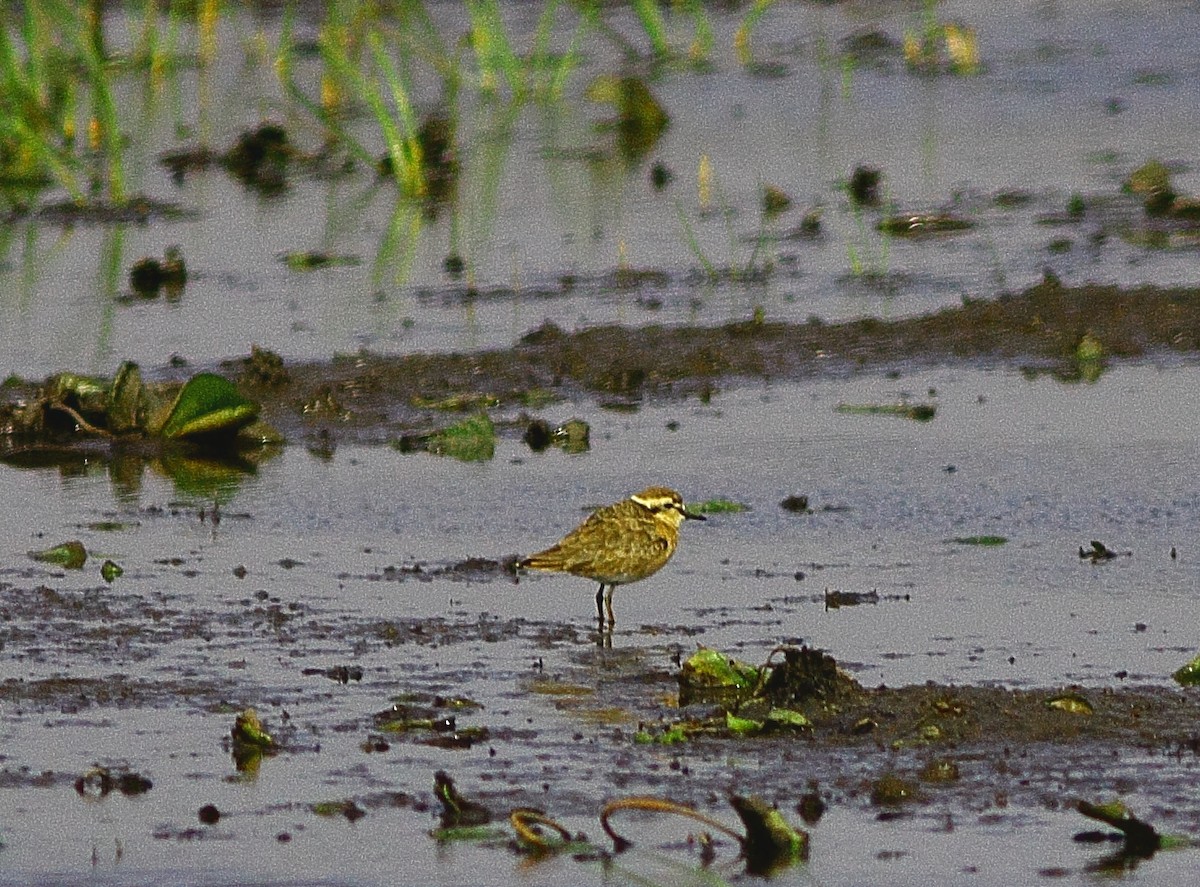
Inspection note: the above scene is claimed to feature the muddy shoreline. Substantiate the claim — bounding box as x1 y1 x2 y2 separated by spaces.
224 281 1200 444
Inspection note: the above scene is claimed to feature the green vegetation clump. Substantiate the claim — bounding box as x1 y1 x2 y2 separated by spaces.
29 539 87 569
692 497 750 514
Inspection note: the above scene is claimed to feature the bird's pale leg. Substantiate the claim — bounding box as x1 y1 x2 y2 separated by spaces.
604 586 616 626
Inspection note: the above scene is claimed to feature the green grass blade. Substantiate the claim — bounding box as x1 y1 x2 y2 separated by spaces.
78 34 125 202
675 201 717 280
366 32 425 195
630 0 670 56
465 0 523 96
735 0 778 64
684 0 713 62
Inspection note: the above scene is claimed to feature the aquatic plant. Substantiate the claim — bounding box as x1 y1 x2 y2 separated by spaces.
129 245 187 297
431 770 807 877
393 411 497 462
586 74 669 160
621 0 712 62
2 361 266 446
1173 653 1200 686
676 155 772 282
845 201 892 279
0 0 152 205
230 708 279 774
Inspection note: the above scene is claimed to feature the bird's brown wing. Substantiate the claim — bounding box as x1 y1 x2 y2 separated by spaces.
522 501 672 584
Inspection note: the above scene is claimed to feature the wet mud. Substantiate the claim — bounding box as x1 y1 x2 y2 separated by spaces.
216 280 1200 444
4 562 1200 840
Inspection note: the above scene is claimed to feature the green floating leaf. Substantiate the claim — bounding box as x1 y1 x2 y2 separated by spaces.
282 251 361 271
310 799 365 820
431 825 510 844
29 540 87 570
157 373 259 439
1173 654 1200 686
952 535 1008 546
100 559 123 582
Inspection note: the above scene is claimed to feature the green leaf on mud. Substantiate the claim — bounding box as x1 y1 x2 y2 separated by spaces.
29 540 87 569
681 648 761 691
634 724 690 744
726 712 764 735
157 373 259 439
100 559 123 582
952 535 1008 546
1046 692 1094 715
765 708 813 731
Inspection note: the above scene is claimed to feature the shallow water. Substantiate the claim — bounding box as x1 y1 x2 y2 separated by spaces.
3 1 1200 378
4 365 1200 885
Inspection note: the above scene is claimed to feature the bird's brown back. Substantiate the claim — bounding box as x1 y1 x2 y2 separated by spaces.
521 497 679 585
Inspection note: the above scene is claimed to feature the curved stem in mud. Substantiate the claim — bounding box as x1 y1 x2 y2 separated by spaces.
48 401 112 437
599 796 745 853
748 644 790 698
509 809 573 849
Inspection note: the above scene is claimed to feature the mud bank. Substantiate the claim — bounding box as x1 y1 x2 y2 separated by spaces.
229 281 1200 443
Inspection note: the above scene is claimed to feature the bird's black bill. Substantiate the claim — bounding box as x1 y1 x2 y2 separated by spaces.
683 509 706 521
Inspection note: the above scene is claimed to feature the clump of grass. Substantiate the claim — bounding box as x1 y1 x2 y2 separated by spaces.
1 0 139 205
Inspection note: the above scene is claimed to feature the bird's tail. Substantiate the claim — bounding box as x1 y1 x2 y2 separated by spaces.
517 548 565 572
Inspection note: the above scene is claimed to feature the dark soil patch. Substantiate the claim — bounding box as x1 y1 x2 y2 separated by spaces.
225 280 1200 443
